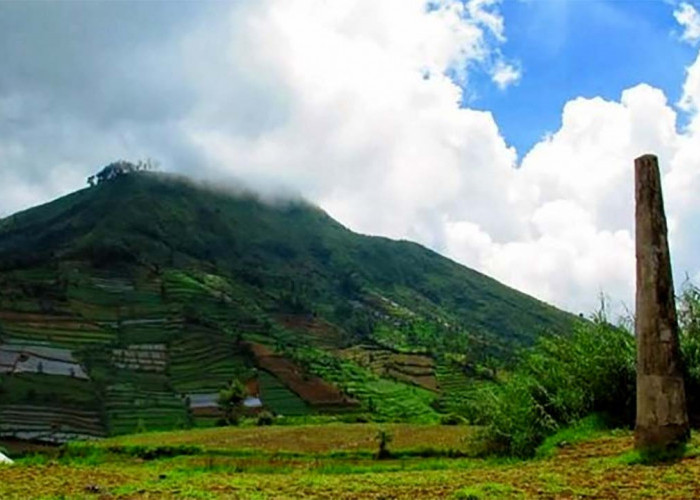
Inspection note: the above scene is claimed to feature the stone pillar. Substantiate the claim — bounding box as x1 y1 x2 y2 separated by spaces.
634 154 689 451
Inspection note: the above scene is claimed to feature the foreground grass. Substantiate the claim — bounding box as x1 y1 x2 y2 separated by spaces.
2 424 700 499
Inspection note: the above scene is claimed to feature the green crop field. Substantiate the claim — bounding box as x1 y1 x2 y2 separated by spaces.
169 328 251 394
258 370 311 417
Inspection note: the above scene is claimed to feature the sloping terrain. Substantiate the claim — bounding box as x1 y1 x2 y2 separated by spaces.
0 170 577 440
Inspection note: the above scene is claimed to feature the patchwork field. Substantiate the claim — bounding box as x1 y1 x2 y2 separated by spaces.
2 424 700 499
339 344 438 391
169 329 251 394
247 342 359 412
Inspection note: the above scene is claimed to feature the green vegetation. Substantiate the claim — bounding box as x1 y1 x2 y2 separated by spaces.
104 383 189 435
462 317 636 457
0 170 576 440
217 379 246 425
0 171 574 351
455 285 700 459
3 424 700 499
288 346 439 422
169 330 250 394
257 370 311 417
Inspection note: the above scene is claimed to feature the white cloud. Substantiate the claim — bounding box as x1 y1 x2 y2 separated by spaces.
491 60 522 89
443 76 699 315
679 51 700 113
185 0 521 245
675 2 700 45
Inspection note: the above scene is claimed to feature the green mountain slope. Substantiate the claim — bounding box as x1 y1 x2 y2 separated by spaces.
0 170 576 440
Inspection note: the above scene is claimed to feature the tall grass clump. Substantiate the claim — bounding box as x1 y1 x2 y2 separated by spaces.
466 316 636 457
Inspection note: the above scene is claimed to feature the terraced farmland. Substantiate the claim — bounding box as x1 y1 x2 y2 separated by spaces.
339 344 438 391
0 312 114 348
0 404 105 442
0 343 88 378
112 343 167 372
257 370 311 416
247 342 359 412
0 170 581 446
291 348 439 422
0 261 450 439
0 373 99 408
104 383 189 435
435 360 474 413
169 328 251 393
276 314 347 350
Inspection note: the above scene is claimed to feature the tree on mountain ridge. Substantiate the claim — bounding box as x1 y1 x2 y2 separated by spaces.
87 159 160 187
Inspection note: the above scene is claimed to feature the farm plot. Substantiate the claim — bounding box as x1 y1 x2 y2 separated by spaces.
0 404 105 443
117 318 183 344
112 344 167 372
0 373 99 408
0 268 71 314
104 383 189 435
0 372 103 441
0 343 88 378
164 270 269 334
276 314 347 350
168 328 251 393
102 422 475 454
257 370 311 416
339 344 438 391
291 348 439 422
247 342 359 412
0 312 114 347
435 361 474 413
67 270 175 326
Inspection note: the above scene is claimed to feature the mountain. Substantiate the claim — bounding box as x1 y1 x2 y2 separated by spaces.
0 170 576 441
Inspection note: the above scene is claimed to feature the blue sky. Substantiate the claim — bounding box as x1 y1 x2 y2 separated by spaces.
469 0 699 157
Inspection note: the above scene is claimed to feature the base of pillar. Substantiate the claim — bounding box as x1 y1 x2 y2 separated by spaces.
634 424 690 452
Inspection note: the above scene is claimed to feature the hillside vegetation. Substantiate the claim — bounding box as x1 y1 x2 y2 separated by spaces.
0 169 576 440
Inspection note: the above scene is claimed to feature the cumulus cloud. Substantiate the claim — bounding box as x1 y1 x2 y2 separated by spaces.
675 2 700 45
0 0 698 317
491 60 522 89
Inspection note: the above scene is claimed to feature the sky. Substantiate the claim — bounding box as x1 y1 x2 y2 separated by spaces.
0 0 699 318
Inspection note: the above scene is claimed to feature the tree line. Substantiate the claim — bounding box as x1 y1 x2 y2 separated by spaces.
87 159 160 187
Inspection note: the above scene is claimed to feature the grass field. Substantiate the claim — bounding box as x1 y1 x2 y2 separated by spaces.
3 424 700 499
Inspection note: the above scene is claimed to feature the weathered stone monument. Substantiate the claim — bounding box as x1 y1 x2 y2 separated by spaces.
634 154 689 451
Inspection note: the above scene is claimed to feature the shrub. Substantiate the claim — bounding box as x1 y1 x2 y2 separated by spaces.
107 445 201 460
375 429 393 460
256 411 275 426
466 317 635 457
218 379 246 426
440 413 467 426
463 285 700 458
340 413 372 423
